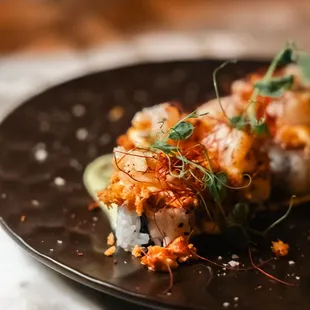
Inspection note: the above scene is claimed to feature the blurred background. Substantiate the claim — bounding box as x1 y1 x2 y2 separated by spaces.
0 0 309 54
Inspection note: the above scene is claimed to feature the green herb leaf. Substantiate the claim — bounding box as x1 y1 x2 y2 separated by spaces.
296 51 310 85
151 140 178 155
185 110 200 119
169 121 194 140
226 203 250 225
207 172 228 203
252 121 269 135
229 116 246 129
230 116 242 125
254 75 294 98
277 46 294 66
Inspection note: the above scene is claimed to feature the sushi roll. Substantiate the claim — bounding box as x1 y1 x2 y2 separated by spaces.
84 47 310 272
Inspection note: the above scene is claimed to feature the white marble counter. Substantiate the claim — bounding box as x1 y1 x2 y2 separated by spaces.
0 32 304 310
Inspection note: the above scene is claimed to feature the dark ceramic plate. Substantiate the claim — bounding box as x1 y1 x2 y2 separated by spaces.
0 59 310 310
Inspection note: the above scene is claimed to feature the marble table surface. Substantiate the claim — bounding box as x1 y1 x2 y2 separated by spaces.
0 32 301 310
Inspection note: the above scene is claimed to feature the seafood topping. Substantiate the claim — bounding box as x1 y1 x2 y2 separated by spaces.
95 43 310 276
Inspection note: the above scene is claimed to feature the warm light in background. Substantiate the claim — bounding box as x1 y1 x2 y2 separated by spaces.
0 0 309 54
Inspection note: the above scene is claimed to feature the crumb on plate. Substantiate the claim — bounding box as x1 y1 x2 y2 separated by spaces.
271 240 289 257
132 245 144 257
107 232 115 246
88 201 100 211
104 246 116 257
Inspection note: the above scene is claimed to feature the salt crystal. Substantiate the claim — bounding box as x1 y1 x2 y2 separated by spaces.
134 90 148 103
296 276 300 280
99 133 111 146
70 159 83 171
223 302 230 308
34 148 48 162
57 240 63 244
92 216 98 222
288 260 295 266
234 297 239 302
232 254 239 260
218 256 223 261
76 128 88 141
50 249 54 252
228 260 240 267
31 200 39 206
54 177 66 186
40 120 50 131
72 104 86 117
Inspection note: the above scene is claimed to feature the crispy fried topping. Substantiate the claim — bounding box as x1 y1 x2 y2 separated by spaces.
140 236 197 272
272 240 289 257
107 232 115 246
132 245 144 258
104 246 116 257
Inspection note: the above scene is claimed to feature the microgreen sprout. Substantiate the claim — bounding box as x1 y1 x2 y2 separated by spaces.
150 110 252 224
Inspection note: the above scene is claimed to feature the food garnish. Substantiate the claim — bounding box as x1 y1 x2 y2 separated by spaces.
84 43 310 290
104 246 116 257
272 240 289 257
107 232 115 246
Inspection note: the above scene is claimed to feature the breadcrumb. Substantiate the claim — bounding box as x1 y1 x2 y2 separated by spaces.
88 201 100 211
141 236 197 272
104 246 116 257
132 245 144 258
272 240 289 257
107 232 115 246
108 106 124 122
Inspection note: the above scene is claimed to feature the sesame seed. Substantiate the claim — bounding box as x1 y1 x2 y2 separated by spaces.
34 148 48 162
76 128 88 141
288 260 295 266
57 240 63 244
69 159 83 171
228 260 240 267
234 297 239 302
98 133 111 146
72 104 86 117
54 177 66 186
223 302 230 308
296 276 300 280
